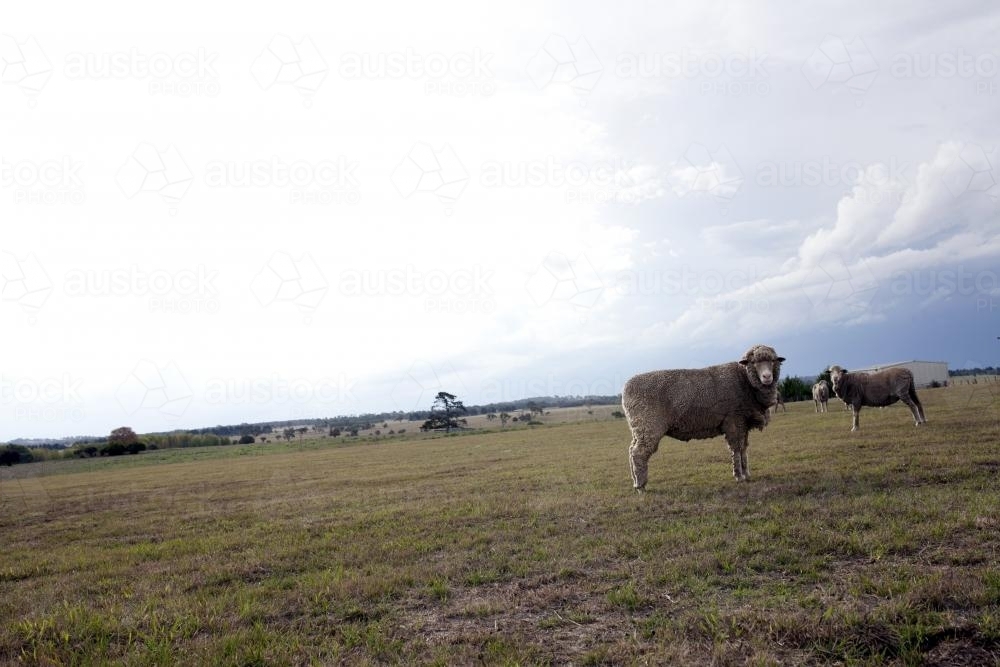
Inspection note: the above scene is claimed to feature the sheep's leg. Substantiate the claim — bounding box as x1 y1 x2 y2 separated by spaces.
723 425 749 481
851 405 861 432
739 441 750 481
910 387 927 424
899 389 925 425
628 432 659 491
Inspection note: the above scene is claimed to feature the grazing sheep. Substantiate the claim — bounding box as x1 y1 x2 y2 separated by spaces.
812 380 830 412
622 344 785 489
771 392 786 415
828 365 926 432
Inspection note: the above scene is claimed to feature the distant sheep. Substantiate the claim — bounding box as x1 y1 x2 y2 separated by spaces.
622 344 785 489
828 366 927 431
771 392 786 415
812 380 830 412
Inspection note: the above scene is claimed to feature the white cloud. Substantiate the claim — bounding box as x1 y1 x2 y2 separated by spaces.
635 143 1000 351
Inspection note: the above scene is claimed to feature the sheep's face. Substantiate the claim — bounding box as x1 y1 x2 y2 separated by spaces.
828 366 846 395
739 345 785 387
751 360 778 385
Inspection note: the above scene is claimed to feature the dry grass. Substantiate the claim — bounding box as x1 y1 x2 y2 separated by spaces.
2 385 999 665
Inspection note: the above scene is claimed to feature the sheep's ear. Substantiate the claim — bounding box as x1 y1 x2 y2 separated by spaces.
776 357 785 362
738 358 749 366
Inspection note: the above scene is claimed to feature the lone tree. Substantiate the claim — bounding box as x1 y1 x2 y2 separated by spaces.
421 391 468 432
108 427 138 447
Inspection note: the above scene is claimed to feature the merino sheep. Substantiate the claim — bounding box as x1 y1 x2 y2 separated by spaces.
828 365 926 432
812 380 830 412
622 344 785 489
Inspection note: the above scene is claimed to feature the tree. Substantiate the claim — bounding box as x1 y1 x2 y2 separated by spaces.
0 449 21 466
108 426 138 447
238 435 255 444
778 377 810 402
486 413 497 422
420 391 468 432
283 428 295 441
296 427 308 439
499 412 510 427
815 368 832 389
330 427 342 437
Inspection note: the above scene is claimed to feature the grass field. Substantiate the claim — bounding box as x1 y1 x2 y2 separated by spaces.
2 385 999 665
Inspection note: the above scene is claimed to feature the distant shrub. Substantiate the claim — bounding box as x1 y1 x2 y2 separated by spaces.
528 420 543 426
611 410 625 419
126 442 147 455
100 443 127 457
929 380 942 388
0 449 22 466
238 435 255 444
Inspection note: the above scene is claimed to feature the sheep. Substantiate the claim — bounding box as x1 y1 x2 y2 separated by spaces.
771 392 786 415
812 380 830 412
828 365 927 432
622 344 785 489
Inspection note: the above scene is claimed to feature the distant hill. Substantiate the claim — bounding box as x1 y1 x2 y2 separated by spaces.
6 395 622 445
8 436 101 448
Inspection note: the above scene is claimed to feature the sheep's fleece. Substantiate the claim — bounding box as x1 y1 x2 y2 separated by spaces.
828 365 926 431
622 344 784 489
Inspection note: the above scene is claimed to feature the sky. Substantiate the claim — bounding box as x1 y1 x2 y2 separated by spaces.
2 1 999 440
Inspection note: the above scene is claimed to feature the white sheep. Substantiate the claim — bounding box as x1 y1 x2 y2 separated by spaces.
622 344 784 489
812 380 830 412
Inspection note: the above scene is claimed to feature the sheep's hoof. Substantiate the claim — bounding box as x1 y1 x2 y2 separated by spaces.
851 427 859 432
634 485 646 494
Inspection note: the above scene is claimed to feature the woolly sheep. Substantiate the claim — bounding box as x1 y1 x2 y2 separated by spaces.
812 380 830 412
828 365 926 432
771 392 786 415
622 344 785 489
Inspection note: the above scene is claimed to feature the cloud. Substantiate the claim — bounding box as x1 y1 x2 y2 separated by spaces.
702 218 810 256
636 143 1000 349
